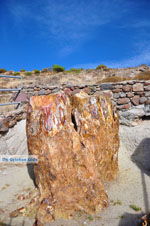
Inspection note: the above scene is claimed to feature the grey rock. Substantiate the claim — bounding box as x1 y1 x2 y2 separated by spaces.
113 93 120 99
119 116 135 127
139 97 147 104
52 88 61 93
144 104 150 116
38 89 46 95
115 85 123 89
119 92 126 98
144 85 150 91
119 105 145 121
145 92 150 97
100 83 113 90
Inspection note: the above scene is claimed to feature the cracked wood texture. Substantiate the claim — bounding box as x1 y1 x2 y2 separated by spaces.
26 91 119 225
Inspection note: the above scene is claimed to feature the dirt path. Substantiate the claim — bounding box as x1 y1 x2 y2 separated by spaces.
0 121 150 226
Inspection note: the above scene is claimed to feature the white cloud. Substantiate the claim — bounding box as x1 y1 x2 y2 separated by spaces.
7 0 134 55
110 48 150 68
131 20 150 28
120 20 150 29
73 46 150 69
6 0 150 64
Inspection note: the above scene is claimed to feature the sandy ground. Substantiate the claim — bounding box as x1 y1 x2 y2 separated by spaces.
0 121 150 226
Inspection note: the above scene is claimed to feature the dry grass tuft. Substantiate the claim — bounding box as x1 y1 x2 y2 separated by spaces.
133 71 150 80
100 76 130 83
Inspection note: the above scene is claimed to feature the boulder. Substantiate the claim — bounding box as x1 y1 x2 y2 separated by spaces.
119 92 126 98
119 105 145 124
139 97 147 104
117 103 131 110
26 91 119 224
122 85 132 92
133 83 144 92
117 98 130 105
144 85 150 91
127 92 134 98
131 95 140 106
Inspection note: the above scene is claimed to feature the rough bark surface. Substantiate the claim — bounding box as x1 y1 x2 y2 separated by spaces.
26 91 119 225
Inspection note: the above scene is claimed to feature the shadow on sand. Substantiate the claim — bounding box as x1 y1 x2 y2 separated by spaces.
119 138 150 226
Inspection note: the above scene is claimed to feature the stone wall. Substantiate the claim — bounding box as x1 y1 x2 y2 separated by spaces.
110 80 150 125
1 80 150 132
111 81 150 109
20 80 150 125
20 81 150 114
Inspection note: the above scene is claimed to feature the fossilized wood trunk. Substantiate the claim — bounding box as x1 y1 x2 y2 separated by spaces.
26 91 119 224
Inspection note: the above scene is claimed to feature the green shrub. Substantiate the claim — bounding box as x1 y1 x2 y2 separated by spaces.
0 68 7 73
87 215 94 221
69 68 83 73
25 71 32 76
33 69 40 74
112 200 122 206
20 69 26 72
52 64 65 72
96 64 108 70
129 204 141 211
14 72 20 75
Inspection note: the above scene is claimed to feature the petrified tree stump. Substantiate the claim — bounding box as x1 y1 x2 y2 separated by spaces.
26 91 119 224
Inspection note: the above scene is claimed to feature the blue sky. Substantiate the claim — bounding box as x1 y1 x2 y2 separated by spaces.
0 0 150 71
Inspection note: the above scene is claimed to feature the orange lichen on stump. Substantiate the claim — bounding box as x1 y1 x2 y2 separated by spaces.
26 91 119 225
